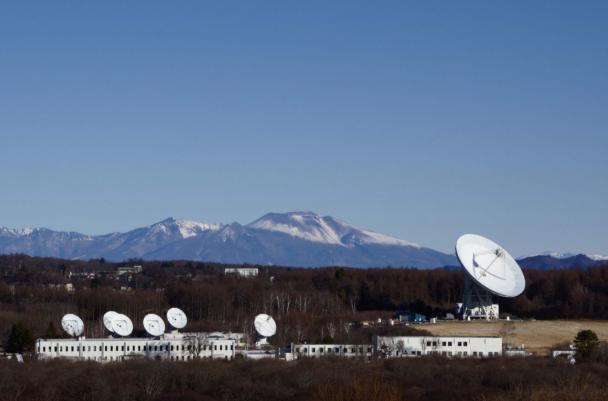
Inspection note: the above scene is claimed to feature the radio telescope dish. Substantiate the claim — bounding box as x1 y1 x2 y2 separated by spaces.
110 314 133 337
456 234 525 298
254 314 276 337
143 313 165 337
103 311 119 333
166 307 187 330
61 314 84 337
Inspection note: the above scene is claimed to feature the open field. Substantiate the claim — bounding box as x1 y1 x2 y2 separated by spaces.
423 319 608 355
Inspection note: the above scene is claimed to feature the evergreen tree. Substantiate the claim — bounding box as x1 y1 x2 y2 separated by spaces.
45 321 59 338
574 329 599 358
6 322 34 353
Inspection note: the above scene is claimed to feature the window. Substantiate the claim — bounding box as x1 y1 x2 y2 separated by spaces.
55 346 58 352
442 342 446 346
463 342 468 346
88 346 91 351
426 341 431 346
312 347 316 352
138 346 141 351
295 347 300 353
171 345 174 351
457 342 462 346
319 348 324 353
448 342 452 346
464 351 468 356
71 346 74 352
214 345 217 351
367 347 372 352
335 347 340 353
473 351 478 356
219 345 223 351
230 345 234 350
122 346 125 351
432 341 437 346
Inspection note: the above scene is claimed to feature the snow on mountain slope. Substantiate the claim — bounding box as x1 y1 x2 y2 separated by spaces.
174 219 222 238
247 212 420 248
519 251 608 261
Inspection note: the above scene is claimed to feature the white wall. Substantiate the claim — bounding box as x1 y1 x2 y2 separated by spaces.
36 335 236 362
374 336 502 358
291 344 373 359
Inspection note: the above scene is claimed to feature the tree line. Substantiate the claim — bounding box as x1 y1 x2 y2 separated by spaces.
1 254 608 352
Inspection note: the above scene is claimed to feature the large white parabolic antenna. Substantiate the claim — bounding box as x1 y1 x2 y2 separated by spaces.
61 314 84 337
103 311 119 333
254 314 277 337
143 313 166 337
110 314 133 337
456 234 525 297
166 307 187 330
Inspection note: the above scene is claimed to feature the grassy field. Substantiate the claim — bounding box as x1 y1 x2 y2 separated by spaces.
422 319 608 355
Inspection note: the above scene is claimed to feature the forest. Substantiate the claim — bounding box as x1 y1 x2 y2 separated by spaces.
1 254 608 352
1 355 608 401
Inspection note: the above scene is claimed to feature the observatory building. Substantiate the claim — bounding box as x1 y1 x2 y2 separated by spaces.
36 332 237 362
374 335 502 358
456 234 525 320
36 308 238 362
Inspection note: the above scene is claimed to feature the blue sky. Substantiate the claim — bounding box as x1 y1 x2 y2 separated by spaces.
0 1 606 255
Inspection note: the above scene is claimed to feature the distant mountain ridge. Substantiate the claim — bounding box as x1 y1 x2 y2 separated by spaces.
517 253 608 270
2 213 605 269
0 212 456 268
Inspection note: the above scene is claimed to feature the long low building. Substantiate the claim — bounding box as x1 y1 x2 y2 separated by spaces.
374 335 502 358
291 343 373 359
36 332 237 362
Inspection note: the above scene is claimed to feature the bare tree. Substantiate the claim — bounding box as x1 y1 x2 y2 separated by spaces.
185 333 209 359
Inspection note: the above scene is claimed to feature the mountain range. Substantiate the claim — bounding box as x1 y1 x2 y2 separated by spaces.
0 212 457 268
1 212 605 269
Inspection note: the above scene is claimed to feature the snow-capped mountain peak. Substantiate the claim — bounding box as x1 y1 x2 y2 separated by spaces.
174 219 222 238
246 211 420 248
0 226 35 236
150 217 222 239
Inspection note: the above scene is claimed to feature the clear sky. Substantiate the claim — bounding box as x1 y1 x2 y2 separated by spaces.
1 1 607 255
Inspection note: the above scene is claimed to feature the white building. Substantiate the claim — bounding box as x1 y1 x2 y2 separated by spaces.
291 344 373 359
374 336 502 358
224 267 259 278
36 332 236 362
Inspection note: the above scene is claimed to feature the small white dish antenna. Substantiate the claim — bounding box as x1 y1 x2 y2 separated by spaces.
254 313 277 338
110 313 133 337
103 311 119 333
166 307 187 330
61 314 84 337
456 234 525 297
143 313 166 337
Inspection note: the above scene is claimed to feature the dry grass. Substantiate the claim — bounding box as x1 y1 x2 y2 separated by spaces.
422 320 608 355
